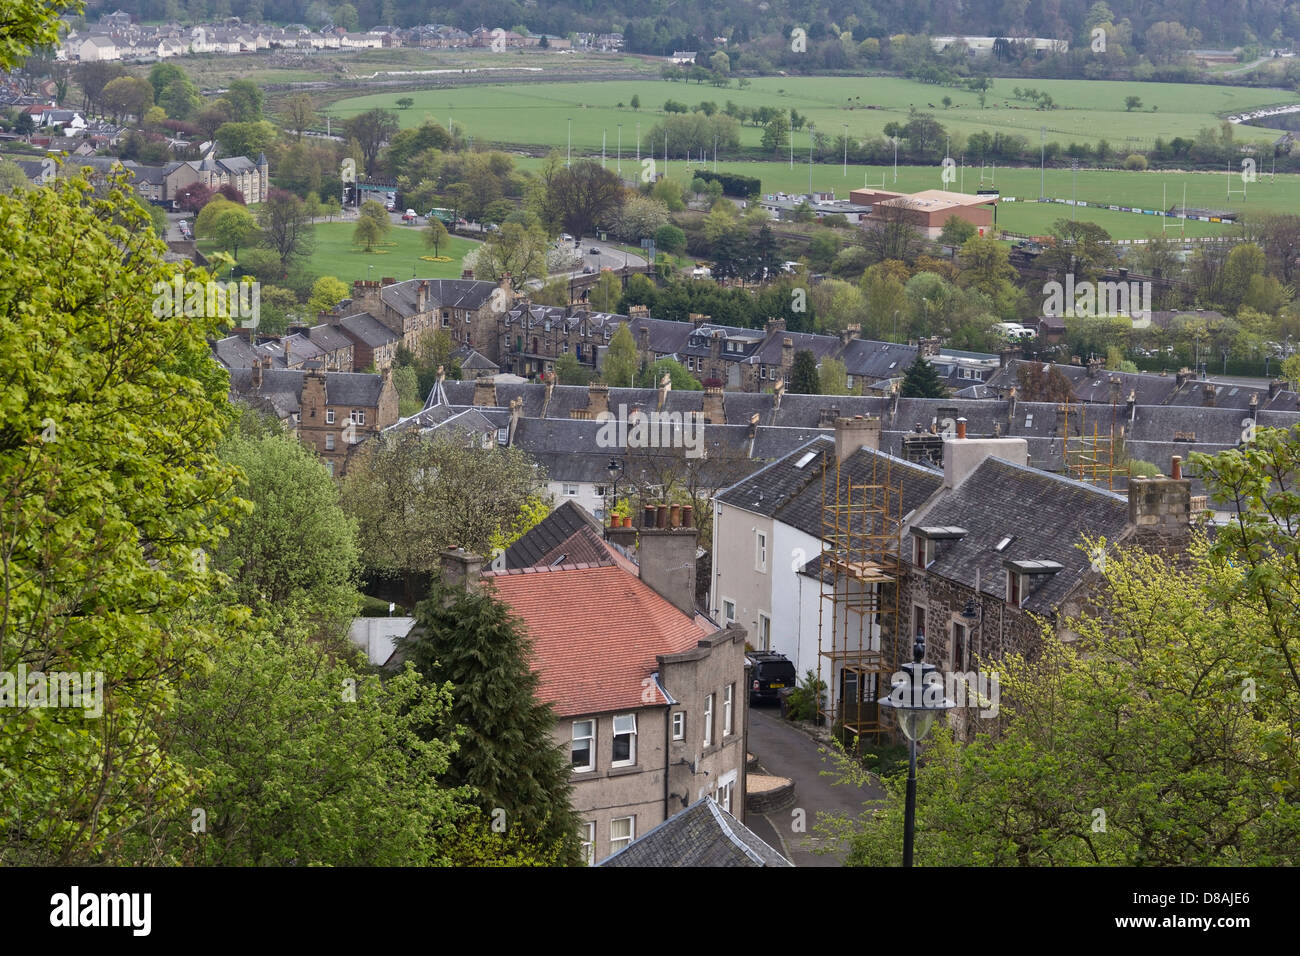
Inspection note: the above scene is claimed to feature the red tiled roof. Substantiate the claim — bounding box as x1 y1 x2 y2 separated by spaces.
485 563 710 717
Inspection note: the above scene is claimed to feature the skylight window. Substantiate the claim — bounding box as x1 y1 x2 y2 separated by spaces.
1024 414 1033 427
888 361 898 369
795 451 817 469
995 536 1013 552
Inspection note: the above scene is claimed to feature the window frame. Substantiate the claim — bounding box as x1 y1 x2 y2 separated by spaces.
324 433 335 451
571 719 595 772
325 409 335 424
580 821 595 865
755 530 768 573
612 713 637 767
723 684 734 737
703 693 714 747
722 599 736 624
610 816 635 853
672 711 685 740
563 483 580 497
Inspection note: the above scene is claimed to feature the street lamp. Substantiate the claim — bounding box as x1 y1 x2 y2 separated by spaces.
605 457 626 535
879 632 954 867
842 122 848 177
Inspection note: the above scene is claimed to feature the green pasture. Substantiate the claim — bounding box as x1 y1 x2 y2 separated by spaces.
326 75 1300 152
201 221 477 284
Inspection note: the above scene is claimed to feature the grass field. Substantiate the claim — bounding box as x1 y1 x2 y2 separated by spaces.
203 221 477 284
327 75 1300 152
509 155 1279 238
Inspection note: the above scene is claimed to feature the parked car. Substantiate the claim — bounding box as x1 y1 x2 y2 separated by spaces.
588 246 601 254
559 233 573 242
746 652 797 705
402 209 417 222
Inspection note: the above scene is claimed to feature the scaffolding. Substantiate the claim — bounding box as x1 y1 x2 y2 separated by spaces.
816 448 906 750
1060 402 1126 491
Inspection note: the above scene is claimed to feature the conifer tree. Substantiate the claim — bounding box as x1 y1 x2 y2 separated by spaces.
900 354 947 397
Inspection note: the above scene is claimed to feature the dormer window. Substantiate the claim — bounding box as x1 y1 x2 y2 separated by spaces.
1003 559 1063 609
1006 570 1022 606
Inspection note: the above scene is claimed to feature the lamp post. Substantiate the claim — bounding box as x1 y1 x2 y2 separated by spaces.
880 632 953 867
605 457 626 535
842 122 848 177
567 117 572 167
617 124 622 174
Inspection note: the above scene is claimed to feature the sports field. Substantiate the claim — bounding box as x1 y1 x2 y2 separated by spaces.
327 75 1300 152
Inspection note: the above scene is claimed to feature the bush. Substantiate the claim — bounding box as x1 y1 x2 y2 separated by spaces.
784 670 827 723
692 169 761 199
1123 153 1148 171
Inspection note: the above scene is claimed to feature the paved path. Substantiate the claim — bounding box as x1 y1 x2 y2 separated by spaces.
746 707 884 867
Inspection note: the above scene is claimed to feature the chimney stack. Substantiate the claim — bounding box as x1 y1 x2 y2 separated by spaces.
1127 456 1192 551
1086 356 1104 379
1268 379 1283 400
1006 386 1018 426
834 415 881 463
765 317 787 336
943 436 1028 489
440 548 482 602
773 377 785 410
1109 374 1122 405
251 358 263 389
588 381 610 418
1202 383 1216 407
781 337 794 375
703 386 725 423
1248 392 1259 421
417 280 428 314
473 373 497 407
637 507 699 617
657 371 671 411
1176 367 1193 388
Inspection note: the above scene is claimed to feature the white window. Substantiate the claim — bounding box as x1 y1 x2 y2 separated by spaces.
610 817 635 853
723 684 734 736
580 822 595 865
563 483 579 496
595 485 607 497
846 375 855 388
703 693 714 747
326 409 335 424
325 433 335 451
572 720 594 771
755 531 767 572
350 409 365 425
672 711 685 740
716 775 736 813
760 366 767 379
562 342 569 353
757 613 771 651
722 599 736 623
325 460 334 477
612 713 637 766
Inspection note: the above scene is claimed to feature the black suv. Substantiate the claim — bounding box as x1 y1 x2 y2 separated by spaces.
747 652 796 705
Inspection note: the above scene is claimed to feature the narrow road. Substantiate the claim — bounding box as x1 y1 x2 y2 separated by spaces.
746 707 884 867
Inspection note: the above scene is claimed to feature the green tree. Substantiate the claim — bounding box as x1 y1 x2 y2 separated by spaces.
1 0 81 70
215 120 278 158
340 432 542 601
637 357 703 390
402 581 581 864
630 94 641 110
354 214 385 252
603 323 639 386
282 93 317 139
819 356 851 395
224 79 264 122
655 223 686 254
208 203 259 259
214 421 359 637
169 630 468 865
938 216 977 246
423 217 449 256
1124 95 1143 111
588 271 622 311
392 363 422 417
0 170 243 864
761 113 790 152
822 530 1300 866
900 354 947 397
554 351 594 386
789 349 821 394
307 275 350 316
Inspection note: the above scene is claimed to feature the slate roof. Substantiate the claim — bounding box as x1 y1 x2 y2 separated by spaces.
338 312 399 348
599 797 792 867
485 563 711 716
914 457 1130 616
381 278 498 316
502 500 610 569
226 368 386 417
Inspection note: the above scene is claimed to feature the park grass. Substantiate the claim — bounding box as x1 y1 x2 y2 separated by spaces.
201 222 476 285
306 222 477 283
326 75 1300 152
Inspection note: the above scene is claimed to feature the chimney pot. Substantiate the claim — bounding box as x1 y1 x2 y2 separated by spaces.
682 505 694 529
643 505 656 528
656 505 668 529
669 503 681 528
956 417 967 439
1171 455 1182 480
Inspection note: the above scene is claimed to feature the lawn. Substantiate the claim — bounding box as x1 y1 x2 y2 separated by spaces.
305 221 477 283
326 75 1300 152
201 221 478 285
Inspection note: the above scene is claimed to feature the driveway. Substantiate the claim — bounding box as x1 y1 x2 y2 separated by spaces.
745 707 884 867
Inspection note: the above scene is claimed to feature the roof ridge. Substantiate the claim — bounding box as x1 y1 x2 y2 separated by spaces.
706 799 771 866
985 455 1127 501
